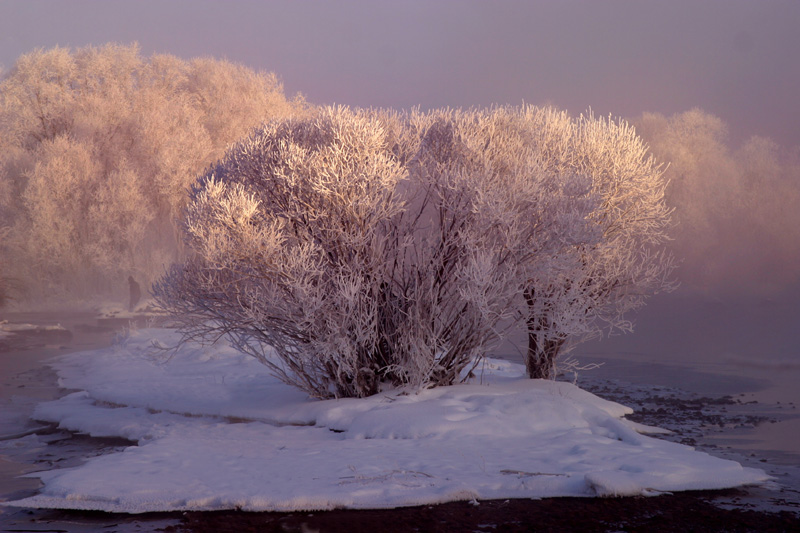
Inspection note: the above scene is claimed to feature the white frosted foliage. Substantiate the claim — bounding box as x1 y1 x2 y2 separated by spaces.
156 105 675 397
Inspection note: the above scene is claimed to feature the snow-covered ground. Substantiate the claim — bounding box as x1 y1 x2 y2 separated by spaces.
2 328 769 514
0 320 69 337
95 299 166 319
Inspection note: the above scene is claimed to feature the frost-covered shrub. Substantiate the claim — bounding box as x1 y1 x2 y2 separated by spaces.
157 105 673 397
157 107 510 398
155 107 404 398
397 106 674 380
156 107 538 398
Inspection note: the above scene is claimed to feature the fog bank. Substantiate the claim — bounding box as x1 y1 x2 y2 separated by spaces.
1 1 798 145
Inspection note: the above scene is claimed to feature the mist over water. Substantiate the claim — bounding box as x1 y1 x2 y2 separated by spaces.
611 110 800 377
576 287 800 365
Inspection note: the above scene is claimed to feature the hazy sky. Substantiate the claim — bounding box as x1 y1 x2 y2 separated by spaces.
1 0 798 145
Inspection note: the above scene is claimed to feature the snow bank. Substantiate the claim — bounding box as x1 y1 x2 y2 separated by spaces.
3 329 768 513
0 321 69 336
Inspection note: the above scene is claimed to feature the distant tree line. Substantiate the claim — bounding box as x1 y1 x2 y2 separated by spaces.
635 109 800 295
0 44 308 302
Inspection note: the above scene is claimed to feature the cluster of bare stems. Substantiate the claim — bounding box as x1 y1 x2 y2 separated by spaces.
155 105 674 398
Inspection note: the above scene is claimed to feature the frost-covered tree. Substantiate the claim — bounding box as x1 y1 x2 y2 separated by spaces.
406 106 674 379
405 107 595 380
157 105 674 397
0 43 306 301
521 111 675 379
156 108 413 398
156 107 543 398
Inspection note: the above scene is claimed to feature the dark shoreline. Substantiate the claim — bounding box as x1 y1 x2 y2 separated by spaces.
6 489 799 532
172 492 800 532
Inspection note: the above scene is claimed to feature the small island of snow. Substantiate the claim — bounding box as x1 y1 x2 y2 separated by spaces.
3 328 768 513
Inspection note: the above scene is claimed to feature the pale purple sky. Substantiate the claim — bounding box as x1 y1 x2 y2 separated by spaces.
1 0 798 145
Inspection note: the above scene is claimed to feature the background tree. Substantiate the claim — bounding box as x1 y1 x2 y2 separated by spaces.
0 227 20 307
0 43 307 303
636 109 800 295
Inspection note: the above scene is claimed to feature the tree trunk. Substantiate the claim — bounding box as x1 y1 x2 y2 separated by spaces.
524 287 565 380
525 329 565 379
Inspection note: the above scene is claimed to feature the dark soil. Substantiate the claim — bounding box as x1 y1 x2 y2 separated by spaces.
7 491 799 533
168 491 800 532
